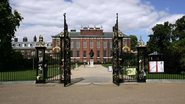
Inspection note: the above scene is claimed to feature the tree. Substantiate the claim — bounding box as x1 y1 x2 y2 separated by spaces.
0 0 23 69
151 22 172 54
129 35 138 51
172 16 185 71
147 16 185 73
173 16 185 40
148 22 175 72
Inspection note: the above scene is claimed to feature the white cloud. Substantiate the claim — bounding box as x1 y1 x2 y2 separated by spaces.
147 14 184 34
10 0 184 42
153 14 184 25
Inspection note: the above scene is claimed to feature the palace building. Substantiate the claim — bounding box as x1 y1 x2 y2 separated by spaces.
52 27 131 63
12 27 131 63
12 36 52 59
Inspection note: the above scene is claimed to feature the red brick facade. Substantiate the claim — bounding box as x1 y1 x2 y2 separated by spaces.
81 28 103 35
52 27 131 63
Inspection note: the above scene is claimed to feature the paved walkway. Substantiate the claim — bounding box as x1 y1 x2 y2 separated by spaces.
71 65 112 84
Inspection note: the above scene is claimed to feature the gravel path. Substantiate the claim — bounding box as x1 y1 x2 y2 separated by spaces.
0 65 185 104
71 65 112 84
0 83 185 104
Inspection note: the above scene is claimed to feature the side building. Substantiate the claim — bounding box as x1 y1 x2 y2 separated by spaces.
52 27 131 63
12 36 52 59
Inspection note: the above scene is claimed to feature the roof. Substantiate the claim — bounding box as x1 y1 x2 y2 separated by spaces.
12 41 52 49
52 31 128 39
148 51 163 56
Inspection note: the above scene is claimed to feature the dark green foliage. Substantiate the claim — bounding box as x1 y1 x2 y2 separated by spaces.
122 52 137 66
129 35 138 51
0 0 23 70
148 22 172 54
0 51 35 71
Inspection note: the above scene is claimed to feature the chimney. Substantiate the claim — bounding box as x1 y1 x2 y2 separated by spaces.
33 35 37 42
14 38 18 42
23 37 28 42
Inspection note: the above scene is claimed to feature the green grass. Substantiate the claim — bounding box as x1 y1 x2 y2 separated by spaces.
47 65 60 78
102 64 112 68
0 69 36 81
0 65 61 81
147 73 185 79
1 65 185 81
0 64 78 81
102 64 185 79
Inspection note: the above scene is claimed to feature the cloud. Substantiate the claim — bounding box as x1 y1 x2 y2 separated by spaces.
153 14 184 25
10 0 184 42
147 14 184 34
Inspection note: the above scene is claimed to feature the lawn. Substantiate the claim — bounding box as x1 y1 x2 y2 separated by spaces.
147 73 185 79
102 64 185 79
0 65 60 81
102 64 112 68
0 67 60 81
0 64 78 81
47 65 60 79
0 69 36 81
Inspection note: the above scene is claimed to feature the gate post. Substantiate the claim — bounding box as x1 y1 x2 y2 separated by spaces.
61 13 71 87
137 37 147 82
112 13 123 85
35 35 46 83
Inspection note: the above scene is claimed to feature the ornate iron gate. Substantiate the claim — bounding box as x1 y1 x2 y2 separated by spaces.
112 13 123 86
60 13 71 87
45 53 61 83
42 13 71 85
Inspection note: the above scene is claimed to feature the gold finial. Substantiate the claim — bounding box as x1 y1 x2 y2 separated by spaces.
138 35 145 47
36 35 45 47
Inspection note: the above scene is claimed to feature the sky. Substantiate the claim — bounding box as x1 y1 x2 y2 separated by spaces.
10 0 185 42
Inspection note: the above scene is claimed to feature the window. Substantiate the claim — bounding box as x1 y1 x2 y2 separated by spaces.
30 44 33 47
97 41 100 48
56 39 60 46
97 58 100 63
83 51 86 57
73 41 76 48
71 51 73 57
104 41 107 48
103 50 106 57
76 41 80 49
90 41 93 48
83 41 86 48
77 51 80 57
71 41 74 48
104 59 107 63
57 39 60 43
110 42 112 48
97 50 100 57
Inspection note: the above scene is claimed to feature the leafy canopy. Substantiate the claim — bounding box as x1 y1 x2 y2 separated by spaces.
0 0 23 69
